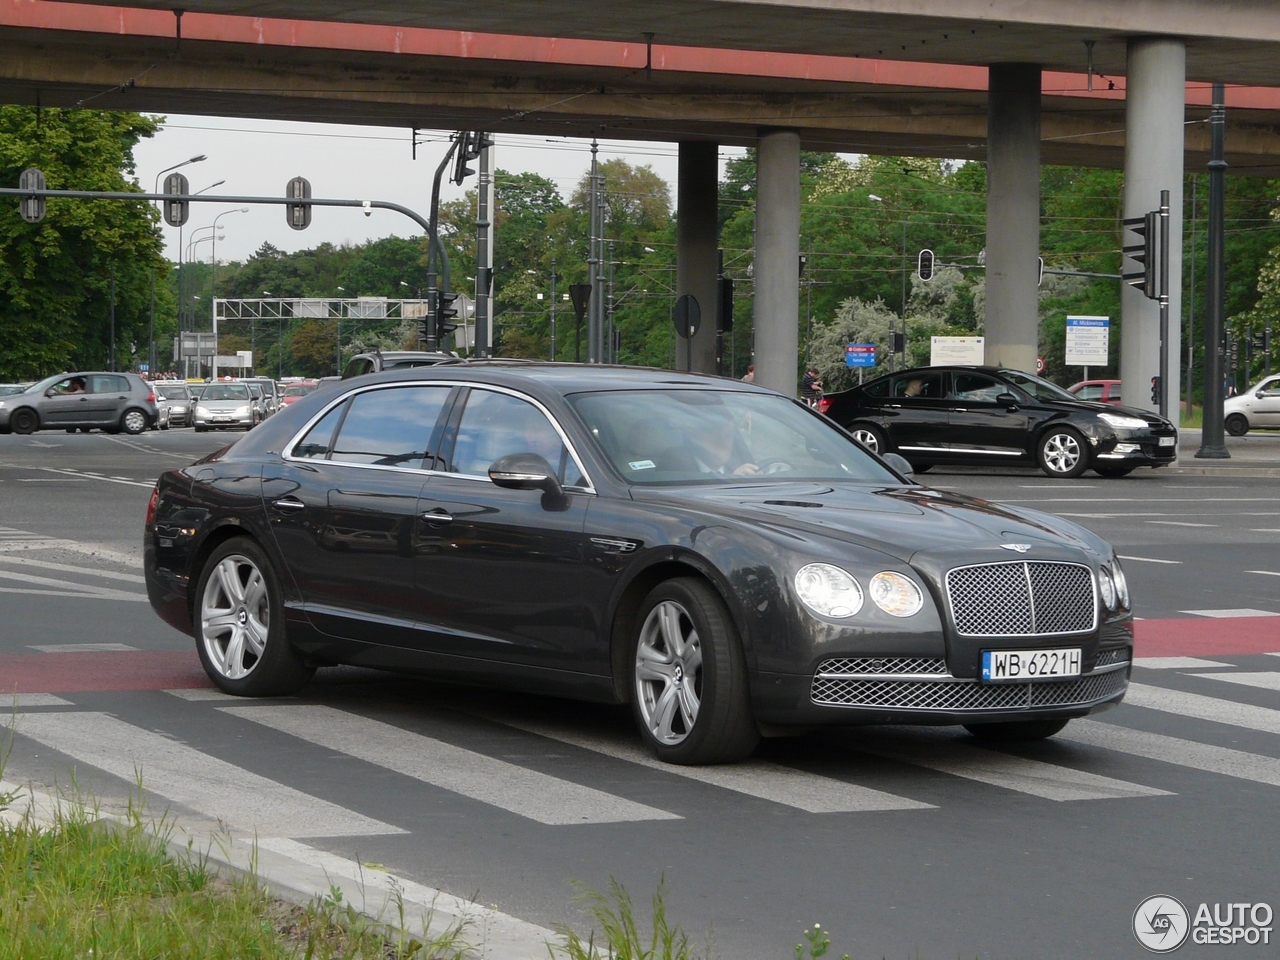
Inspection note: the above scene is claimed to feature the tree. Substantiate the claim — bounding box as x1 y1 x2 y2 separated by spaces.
0 106 170 378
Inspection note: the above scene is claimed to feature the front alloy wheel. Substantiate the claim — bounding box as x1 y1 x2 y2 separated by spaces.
630 578 758 764
194 539 312 695
1038 428 1089 478
849 423 886 455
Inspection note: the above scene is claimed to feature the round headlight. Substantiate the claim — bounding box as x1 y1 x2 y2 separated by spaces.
1098 567 1117 609
794 563 863 619
869 572 924 617
1112 561 1130 609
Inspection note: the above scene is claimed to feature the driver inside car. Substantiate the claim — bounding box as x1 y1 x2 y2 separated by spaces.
687 412 760 476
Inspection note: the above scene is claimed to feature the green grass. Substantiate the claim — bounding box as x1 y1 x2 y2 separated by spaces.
1181 405 1203 429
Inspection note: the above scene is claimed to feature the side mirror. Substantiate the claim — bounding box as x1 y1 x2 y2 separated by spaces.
1257 390 1267 399
996 392 1020 409
882 452 915 479
45 388 58 397
488 452 564 498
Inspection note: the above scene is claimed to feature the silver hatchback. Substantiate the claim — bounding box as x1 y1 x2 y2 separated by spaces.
0 372 158 435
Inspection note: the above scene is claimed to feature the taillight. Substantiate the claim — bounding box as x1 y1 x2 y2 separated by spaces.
146 391 156 403
145 486 160 525
818 398 832 415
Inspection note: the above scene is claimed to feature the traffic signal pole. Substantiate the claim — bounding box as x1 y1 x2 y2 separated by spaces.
1197 83 1230 459
1158 189 1170 419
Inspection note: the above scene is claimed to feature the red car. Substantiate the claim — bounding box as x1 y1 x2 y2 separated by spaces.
279 381 319 406
1068 379 1123 405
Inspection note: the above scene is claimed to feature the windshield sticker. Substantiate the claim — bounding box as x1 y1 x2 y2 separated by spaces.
628 460 657 471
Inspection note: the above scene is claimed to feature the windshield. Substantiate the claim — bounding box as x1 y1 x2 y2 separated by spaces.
202 384 250 401
284 384 315 398
156 385 189 400
1001 370 1078 402
568 389 901 485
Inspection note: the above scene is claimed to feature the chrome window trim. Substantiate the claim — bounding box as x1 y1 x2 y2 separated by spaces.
943 559 1099 638
281 379 597 494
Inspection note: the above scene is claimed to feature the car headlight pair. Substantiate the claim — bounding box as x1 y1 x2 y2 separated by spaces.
794 563 924 619
1098 559 1130 612
1098 412 1148 431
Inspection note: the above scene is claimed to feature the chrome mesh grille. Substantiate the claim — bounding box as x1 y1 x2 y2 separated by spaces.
810 667 1127 711
1092 647 1131 668
945 561 1096 637
817 656 948 677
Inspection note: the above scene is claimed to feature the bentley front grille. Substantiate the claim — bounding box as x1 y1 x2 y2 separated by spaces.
810 666 1127 711
945 561 1096 637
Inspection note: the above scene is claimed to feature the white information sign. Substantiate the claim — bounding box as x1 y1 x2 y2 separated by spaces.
930 336 985 366
1065 316 1110 366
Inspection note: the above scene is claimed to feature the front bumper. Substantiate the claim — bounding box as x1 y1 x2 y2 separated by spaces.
1094 429 1178 467
193 412 253 428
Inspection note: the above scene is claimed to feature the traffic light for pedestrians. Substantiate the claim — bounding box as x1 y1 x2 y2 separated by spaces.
917 248 935 282
1151 376 1161 406
1123 211 1159 300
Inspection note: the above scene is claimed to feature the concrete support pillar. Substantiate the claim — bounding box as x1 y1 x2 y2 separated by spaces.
1122 37 1185 415
984 63 1042 373
753 129 801 396
676 141 720 374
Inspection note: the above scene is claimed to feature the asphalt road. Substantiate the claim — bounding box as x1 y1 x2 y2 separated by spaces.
2 426 1279 960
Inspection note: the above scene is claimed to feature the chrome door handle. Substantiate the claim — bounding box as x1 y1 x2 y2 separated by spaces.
420 509 453 525
271 497 306 513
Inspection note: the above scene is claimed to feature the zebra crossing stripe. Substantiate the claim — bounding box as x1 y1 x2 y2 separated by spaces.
1127 682 1280 735
15 711 402 838
220 704 681 825
1191 671 1280 692
1064 719 1280 788
489 716 933 813
859 740 1172 801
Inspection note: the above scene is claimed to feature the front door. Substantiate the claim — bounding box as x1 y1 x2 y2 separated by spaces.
882 371 951 457
263 383 454 647
946 370 1033 462
1251 376 1280 426
40 376 93 425
414 387 593 669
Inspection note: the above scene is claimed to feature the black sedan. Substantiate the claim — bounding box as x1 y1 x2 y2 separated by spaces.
823 365 1178 478
145 364 1133 764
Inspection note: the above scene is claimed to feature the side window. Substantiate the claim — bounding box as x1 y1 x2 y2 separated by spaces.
890 372 944 399
1262 379 1280 396
50 376 87 395
292 402 347 459
91 375 128 394
328 386 451 467
343 358 374 379
1074 385 1103 401
950 373 1006 403
448 390 586 487
861 377 890 399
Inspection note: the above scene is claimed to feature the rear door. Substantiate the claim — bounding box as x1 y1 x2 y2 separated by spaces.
88 375 131 424
946 370 1033 462
882 371 950 456
263 383 455 647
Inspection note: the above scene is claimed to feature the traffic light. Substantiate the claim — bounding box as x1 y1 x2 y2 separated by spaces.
163 172 190 227
19 168 46 224
438 291 460 335
1122 211 1159 300
286 176 312 231
1150 376 1161 406
717 277 734 333
917 248 935 282
451 131 492 185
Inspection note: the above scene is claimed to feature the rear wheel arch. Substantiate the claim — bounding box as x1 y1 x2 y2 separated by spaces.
186 523 268 619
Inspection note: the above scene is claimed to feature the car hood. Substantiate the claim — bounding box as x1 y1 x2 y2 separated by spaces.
631 481 1108 564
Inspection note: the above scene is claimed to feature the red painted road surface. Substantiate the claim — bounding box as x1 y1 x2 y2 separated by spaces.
0 618 1276 694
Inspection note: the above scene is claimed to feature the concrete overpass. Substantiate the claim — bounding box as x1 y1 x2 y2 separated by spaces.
6 1 1280 405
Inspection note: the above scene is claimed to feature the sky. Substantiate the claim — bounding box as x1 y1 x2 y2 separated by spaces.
131 115 750 266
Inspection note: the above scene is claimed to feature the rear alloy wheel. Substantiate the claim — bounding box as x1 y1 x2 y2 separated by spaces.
1037 427 1090 478
120 408 148 435
848 423 887 455
631 577 758 765
194 538 313 696
964 718 1070 742
1225 413 1249 437
10 408 38 435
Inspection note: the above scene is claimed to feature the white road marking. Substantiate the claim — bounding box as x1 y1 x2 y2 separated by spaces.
1133 657 1232 669
28 643 139 653
0 693 73 708
15 478 88 482
0 555 144 583
15 712 401 838
1127 682 1280 735
1249 529 1280 534
1180 608 1280 618
0 570 146 602
1246 570 1280 578
1191 672 1280 693
0 586 145 601
861 741 1170 801
1006 497 1276 504
1064 720 1280 788
18 466 154 488
1146 520 1217 528
1118 555 1182 564
165 688 242 701
221 704 680 825
490 715 933 813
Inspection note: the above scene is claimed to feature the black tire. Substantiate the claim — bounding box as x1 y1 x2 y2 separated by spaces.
847 422 888 456
78 426 91 433
194 426 208 433
10 407 38 435
964 718 1070 742
1037 426 1090 478
1093 465 1135 478
192 537 314 696
66 428 77 434
629 577 758 765
120 407 148 435
1225 413 1249 437
910 462 934 474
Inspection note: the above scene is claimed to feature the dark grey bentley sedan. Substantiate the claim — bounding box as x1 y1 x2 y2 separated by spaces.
144 364 1133 764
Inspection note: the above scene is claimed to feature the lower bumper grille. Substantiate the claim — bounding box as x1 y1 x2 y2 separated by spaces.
810 666 1127 711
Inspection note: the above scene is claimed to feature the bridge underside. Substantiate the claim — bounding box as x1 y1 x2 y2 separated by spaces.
1 27 1279 174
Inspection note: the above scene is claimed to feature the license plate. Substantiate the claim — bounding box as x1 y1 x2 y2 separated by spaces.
1158 435 1175 447
982 648 1081 682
